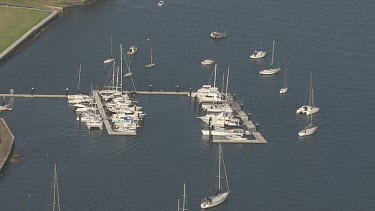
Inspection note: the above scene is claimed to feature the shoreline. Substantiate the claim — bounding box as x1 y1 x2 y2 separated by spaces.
0 118 15 173
0 0 100 62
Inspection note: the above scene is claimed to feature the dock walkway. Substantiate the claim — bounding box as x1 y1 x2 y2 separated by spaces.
0 118 15 172
92 91 136 136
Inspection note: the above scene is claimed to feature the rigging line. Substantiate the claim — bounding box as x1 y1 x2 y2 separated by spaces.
68 66 80 94
122 49 137 92
221 149 230 192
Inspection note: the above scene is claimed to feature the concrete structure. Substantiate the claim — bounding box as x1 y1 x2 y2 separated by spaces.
0 118 15 172
0 9 58 61
92 91 137 136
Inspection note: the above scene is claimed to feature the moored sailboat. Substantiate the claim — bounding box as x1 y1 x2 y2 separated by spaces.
201 144 230 209
259 40 281 75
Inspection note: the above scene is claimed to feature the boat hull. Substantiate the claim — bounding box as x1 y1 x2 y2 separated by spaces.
298 126 317 137
259 67 281 75
201 192 229 209
296 106 319 115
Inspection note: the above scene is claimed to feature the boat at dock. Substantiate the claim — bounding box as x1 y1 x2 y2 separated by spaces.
201 144 230 209
0 104 13 111
210 31 227 39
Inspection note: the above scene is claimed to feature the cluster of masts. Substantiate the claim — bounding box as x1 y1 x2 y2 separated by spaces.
67 44 145 134
193 64 252 141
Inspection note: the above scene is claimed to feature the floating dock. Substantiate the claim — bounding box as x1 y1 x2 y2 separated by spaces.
0 118 15 172
92 91 137 136
0 94 67 98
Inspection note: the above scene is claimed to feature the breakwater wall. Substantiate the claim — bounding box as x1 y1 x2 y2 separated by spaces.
0 118 15 172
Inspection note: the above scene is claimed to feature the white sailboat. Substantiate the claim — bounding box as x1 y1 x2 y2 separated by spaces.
298 104 318 137
177 183 188 211
296 72 320 115
201 144 230 209
51 164 61 211
259 40 281 75
145 46 155 68
279 67 288 94
104 36 115 64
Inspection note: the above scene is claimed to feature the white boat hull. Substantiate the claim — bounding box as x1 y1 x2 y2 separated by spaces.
299 126 317 137
279 87 288 94
296 106 320 115
201 191 229 209
202 129 249 136
259 67 281 75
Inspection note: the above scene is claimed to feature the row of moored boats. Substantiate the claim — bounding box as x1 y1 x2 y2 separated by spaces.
67 44 145 134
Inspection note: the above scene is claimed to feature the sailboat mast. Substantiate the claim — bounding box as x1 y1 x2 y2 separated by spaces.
182 183 186 211
218 144 221 192
226 67 230 96
78 64 81 93
271 40 275 66
120 44 123 93
177 199 180 211
110 35 113 58
213 64 217 88
309 72 313 106
150 46 153 64
285 67 287 87
53 164 61 211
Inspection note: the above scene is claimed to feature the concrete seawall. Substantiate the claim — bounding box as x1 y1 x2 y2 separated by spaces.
0 9 58 61
0 118 15 172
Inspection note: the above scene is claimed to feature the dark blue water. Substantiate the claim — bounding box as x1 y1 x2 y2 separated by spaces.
0 0 374 210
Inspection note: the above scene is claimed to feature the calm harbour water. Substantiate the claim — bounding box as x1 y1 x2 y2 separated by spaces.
0 0 374 210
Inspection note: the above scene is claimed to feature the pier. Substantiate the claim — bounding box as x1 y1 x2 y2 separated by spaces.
0 118 15 172
92 90 137 136
0 91 267 143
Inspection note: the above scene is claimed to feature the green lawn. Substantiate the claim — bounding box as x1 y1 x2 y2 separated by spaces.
0 0 66 8
0 7 51 52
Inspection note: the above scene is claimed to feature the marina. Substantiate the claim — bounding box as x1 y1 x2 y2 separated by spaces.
0 0 373 210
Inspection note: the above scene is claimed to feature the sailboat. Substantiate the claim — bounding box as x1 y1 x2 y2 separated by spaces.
298 101 318 137
259 40 281 75
279 67 288 94
177 183 188 211
50 164 61 211
296 72 320 115
145 46 155 68
104 36 115 64
201 144 230 209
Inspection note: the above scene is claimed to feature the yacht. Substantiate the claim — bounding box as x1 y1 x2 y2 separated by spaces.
0 104 13 111
158 0 165 7
210 31 227 39
127 46 137 55
201 59 215 65
250 48 266 59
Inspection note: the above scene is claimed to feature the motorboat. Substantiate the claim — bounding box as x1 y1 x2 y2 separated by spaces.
226 133 248 141
0 104 13 111
158 0 165 7
201 59 215 65
250 48 266 59
127 46 137 55
210 31 227 39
